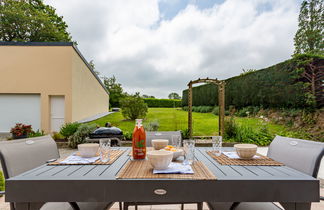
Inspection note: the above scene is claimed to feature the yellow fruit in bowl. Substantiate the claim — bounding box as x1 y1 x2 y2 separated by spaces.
164 145 175 151
161 145 184 160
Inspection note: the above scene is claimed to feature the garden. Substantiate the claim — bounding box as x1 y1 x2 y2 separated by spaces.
89 107 319 145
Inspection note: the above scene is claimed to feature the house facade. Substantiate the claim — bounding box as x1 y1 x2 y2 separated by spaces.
0 42 109 133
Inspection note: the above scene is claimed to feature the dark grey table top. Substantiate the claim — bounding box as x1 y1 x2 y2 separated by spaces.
6 147 320 203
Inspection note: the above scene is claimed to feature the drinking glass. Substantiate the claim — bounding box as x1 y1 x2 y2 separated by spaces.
171 135 181 148
183 139 195 164
99 139 111 162
212 136 222 156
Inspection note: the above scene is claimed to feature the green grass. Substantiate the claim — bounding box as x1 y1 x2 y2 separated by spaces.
0 170 4 195
89 108 288 137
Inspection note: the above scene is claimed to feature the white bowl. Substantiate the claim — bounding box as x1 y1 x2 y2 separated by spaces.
147 150 173 170
151 139 169 150
172 149 184 160
234 144 257 159
78 143 99 157
161 148 184 160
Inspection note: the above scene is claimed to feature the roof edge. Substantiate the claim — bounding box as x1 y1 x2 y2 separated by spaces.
0 41 73 46
0 41 109 95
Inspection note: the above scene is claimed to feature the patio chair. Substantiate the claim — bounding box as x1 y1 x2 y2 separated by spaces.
0 135 113 210
207 135 324 210
123 131 204 210
146 131 182 147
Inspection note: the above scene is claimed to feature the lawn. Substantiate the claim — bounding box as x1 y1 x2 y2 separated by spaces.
90 108 286 137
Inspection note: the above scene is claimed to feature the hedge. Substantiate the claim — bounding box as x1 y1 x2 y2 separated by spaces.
182 55 323 108
144 98 182 107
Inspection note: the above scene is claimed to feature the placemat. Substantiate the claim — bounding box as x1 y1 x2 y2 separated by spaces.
48 150 125 165
207 151 283 166
116 160 216 180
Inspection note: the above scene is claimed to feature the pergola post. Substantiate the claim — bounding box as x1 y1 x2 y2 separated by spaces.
218 81 225 136
188 82 193 138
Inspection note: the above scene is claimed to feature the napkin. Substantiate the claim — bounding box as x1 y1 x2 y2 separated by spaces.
223 151 260 159
153 162 194 174
60 153 100 164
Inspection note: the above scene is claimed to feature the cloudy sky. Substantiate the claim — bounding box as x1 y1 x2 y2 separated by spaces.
45 0 302 98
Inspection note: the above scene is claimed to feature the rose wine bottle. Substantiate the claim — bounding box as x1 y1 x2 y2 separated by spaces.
132 119 146 159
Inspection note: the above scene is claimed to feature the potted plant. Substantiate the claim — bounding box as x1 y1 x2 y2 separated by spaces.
10 123 32 139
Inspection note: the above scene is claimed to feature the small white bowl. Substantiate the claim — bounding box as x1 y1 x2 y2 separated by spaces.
234 144 257 159
78 143 99 157
151 139 169 150
147 150 173 170
161 148 184 160
172 149 184 160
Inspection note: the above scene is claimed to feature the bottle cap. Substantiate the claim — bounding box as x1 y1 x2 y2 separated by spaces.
136 119 143 124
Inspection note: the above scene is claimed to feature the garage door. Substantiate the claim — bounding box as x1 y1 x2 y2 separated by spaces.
0 94 41 132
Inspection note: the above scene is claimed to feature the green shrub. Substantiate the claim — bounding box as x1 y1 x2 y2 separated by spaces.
182 106 214 113
0 171 4 196
68 124 97 148
52 132 64 140
144 98 181 107
60 122 81 138
123 131 132 140
28 129 45 138
224 117 238 140
199 106 214 113
120 94 148 120
212 106 219 115
236 107 249 117
224 117 273 146
182 106 188 111
181 128 190 139
144 120 159 131
235 106 260 117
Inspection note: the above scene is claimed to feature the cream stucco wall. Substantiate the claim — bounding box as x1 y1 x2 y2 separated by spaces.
0 46 73 133
71 51 109 122
0 44 109 133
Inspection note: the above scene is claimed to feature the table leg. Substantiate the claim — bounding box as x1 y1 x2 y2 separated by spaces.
15 202 44 210
280 202 311 210
15 203 29 210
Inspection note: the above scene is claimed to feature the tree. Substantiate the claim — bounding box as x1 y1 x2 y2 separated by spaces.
168 92 181 99
0 0 72 41
294 0 324 55
103 75 125 107
142 95 155 98
89 60 100 76
120 93 148 120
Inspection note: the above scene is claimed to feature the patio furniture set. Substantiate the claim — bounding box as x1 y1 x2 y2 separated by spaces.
0 132 323 210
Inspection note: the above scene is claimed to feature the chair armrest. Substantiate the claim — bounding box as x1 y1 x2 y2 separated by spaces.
0 191 5 195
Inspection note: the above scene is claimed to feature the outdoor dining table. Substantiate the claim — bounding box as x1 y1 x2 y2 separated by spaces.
5 147 320 210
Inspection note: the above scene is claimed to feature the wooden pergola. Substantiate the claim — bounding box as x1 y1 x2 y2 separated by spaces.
187 78 225 138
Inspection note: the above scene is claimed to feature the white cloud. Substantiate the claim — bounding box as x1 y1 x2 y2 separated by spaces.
46 0 299 98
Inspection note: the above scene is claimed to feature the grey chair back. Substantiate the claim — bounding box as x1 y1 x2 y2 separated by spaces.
0 135 59 179
267 135 324 177
146 131 182 147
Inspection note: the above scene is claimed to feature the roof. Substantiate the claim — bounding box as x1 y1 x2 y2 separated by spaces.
0 41 109 95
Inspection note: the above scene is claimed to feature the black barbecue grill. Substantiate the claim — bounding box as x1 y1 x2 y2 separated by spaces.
87 126 124 146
